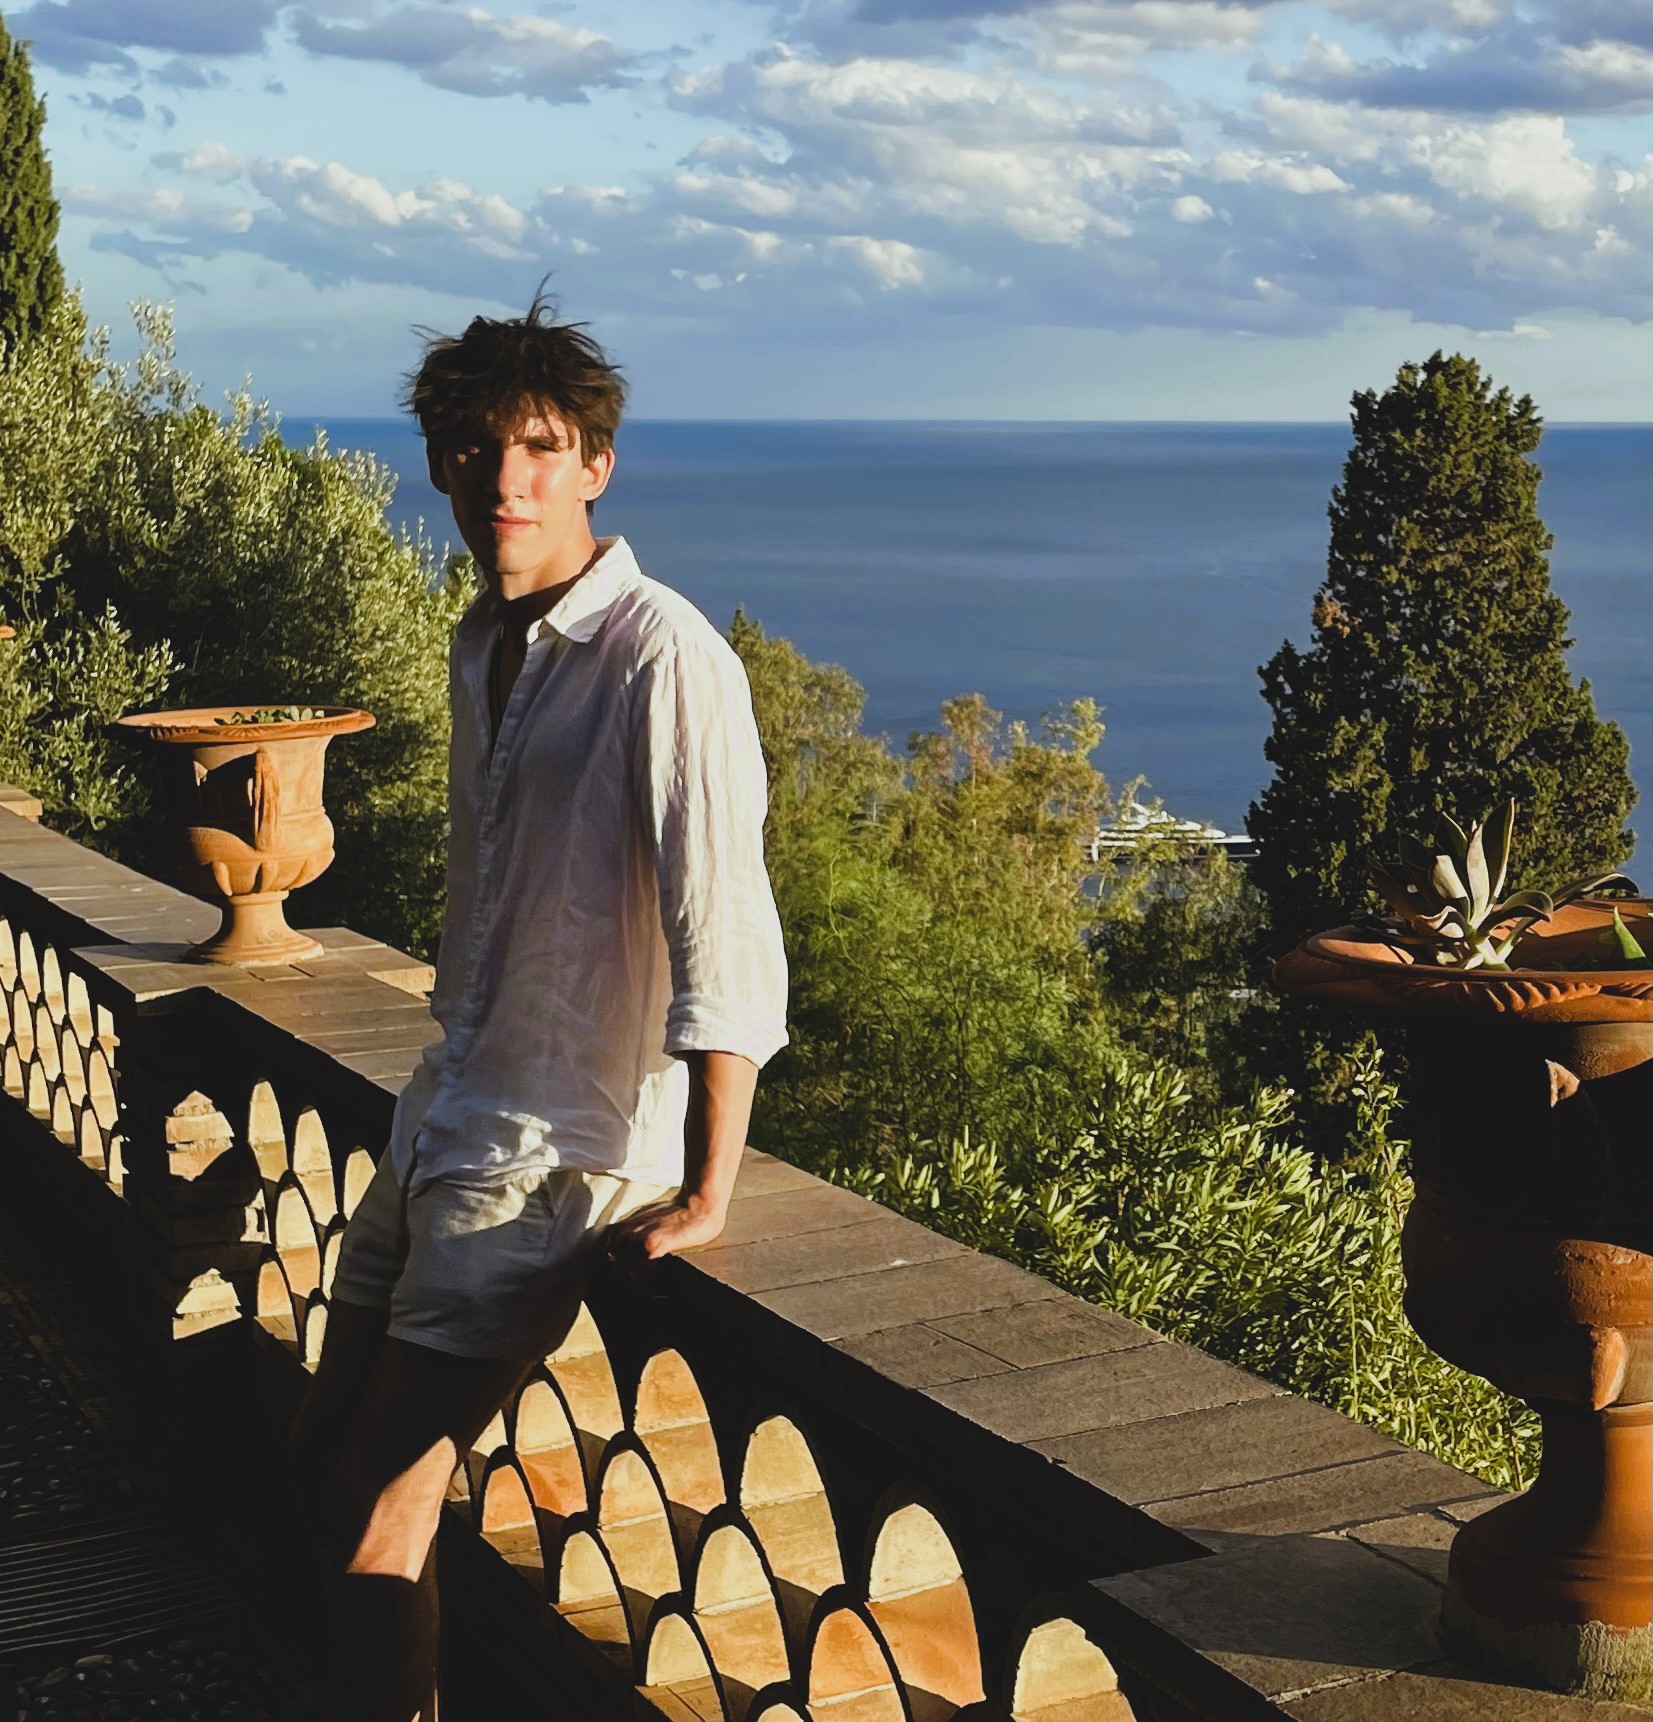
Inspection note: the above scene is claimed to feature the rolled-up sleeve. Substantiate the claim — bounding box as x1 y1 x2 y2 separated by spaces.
633 634 790 1067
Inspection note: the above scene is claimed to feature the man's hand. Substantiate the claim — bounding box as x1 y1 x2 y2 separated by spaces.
605 1194 728 1283
605 1049 756 1285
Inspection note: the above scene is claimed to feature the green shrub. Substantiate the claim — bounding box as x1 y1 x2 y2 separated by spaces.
0 300 472 958
0 301 177 840
735 613 1267 1159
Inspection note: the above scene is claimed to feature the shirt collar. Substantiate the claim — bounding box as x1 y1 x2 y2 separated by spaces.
479 535 638 647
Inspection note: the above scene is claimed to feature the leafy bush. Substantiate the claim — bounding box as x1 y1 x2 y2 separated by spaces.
734 612 1266 1160
0 301 177 840
820 1046 1538 1490
0 300 472 958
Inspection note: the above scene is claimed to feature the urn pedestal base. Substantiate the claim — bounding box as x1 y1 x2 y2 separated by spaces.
1272 905 1653 1706
1441 1401 1651 1704
185 890 324 967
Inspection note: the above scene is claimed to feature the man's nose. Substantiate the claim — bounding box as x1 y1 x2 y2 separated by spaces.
481 443 534 498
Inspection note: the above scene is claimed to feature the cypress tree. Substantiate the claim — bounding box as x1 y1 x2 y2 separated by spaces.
1248 351 1635 950
0 14 65 356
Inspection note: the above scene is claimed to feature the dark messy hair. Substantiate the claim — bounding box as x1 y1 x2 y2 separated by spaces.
402 286 627 464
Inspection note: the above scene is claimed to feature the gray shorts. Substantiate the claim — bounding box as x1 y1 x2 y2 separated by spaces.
331 1148 674 1363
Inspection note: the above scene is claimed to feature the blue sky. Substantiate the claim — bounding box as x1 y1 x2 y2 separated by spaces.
14 0 1652 418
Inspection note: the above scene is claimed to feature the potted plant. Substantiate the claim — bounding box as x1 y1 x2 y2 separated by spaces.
110 703 374 966
1274 802 1650 1704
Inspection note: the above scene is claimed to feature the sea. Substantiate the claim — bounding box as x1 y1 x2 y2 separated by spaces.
309 418 1652 879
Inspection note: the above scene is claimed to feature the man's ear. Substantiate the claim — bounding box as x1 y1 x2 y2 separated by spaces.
580 445 616 506
427 444 451 496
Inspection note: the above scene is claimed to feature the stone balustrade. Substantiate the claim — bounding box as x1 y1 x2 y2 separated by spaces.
2 790 1636 1722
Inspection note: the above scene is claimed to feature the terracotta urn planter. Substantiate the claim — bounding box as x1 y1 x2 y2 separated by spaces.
111 705 374 966
1276 898 1651 1702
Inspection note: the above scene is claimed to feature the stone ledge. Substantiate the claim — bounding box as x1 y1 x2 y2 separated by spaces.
1032 1394 1402 1507
73 941 433 1014
1147 1449 1490 1544
1283 1664 1647 1720
1091 1532 1450 1716
0 782 44 822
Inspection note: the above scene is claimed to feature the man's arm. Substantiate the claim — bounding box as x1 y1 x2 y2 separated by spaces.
610 633 787 1275
606 1050 758 1269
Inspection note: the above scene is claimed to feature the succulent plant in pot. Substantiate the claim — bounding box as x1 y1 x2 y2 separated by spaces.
1275 801 1650 1704
110 702 374 966
1365 800 1643 972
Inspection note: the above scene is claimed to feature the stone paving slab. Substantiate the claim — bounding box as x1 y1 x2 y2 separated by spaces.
1283 1665 1648 1720
697 1181 883 1250
71 943 431 1017
727 1150 823 1201
218 978 433 1027
752 1249 1063 1341
687 1210 967 1294
0 787 43 821
1437 1495 1506 1523
930 1297 1159 1368
1093 1532 1447 1708
1336 1511 1464 1586
300 1013 446 1052
1146 1450 1489 1543
924 1340 1280 1446
832 1323 1015 1390
1031 1394 1403 1507
333 1047 435 1082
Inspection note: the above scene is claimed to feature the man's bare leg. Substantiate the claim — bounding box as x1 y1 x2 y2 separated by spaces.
316 1336 532 1722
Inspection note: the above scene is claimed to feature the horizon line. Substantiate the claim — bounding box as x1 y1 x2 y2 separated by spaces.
296 414 1653 430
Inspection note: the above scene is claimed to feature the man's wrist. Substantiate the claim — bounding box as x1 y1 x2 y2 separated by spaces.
678 1185 730 1223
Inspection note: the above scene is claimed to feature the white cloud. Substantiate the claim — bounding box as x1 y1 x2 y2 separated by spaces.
8 0 279 72
290 4 637 103
830 234 931 288
65 182 254 233
1208 150 1350 193
665 47 1185 250
1010 0 1270 81
1411 115 1599 229
1555 37 1653 99
668 46 1176 146
1324 0 1508 35
154 139 248 180
1264 16 1653 114
51 0 1651 347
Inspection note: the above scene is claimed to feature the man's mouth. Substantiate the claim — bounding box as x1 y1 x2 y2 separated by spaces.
489 516 534 531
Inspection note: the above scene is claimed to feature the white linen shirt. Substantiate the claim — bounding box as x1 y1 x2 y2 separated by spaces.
387 535 788 1194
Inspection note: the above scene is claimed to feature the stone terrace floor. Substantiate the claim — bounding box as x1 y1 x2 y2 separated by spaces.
0 1131 318 1722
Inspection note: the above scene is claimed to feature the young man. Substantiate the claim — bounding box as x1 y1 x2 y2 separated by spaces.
287 299 788 1722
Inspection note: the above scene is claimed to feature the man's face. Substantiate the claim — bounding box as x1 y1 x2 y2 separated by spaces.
429 406 615 591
